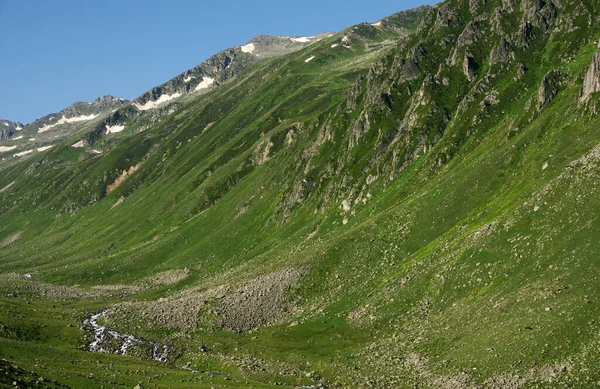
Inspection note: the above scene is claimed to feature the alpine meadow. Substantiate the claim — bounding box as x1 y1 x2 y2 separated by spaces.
1 0 600 388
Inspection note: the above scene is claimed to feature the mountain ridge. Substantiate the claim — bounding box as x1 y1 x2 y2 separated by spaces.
2 1 600 388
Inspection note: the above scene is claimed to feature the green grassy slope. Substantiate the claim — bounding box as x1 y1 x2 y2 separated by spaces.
1 1 600 388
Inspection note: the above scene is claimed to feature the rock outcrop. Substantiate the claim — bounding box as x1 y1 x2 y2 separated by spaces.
536 70 563 111
490 37 512 64
0 120 23 140
463 52 478 82
580 42 600 101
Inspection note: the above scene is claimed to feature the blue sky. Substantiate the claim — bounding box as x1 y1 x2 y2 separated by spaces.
0 0 434 124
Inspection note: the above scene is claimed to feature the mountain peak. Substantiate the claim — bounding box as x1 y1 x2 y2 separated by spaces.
0 120 24 140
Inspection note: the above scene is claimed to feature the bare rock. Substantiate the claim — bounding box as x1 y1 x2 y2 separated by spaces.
448 21 482 65
517 63 527 79
399 60 421 83
536 70 563 111
581 45 600 101
469 0 482 14
435 2 459 28
490 37 511 64
463 52 478 82
513 21 534 48
502 0 518 11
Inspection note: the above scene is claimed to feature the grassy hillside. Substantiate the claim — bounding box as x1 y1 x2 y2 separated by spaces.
1 1 600 388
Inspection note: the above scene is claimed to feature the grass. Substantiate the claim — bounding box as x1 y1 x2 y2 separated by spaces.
2 1 600 387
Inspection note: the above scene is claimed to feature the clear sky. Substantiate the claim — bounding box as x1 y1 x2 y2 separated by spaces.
0 0 435 124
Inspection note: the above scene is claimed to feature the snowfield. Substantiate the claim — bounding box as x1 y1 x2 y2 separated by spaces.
134 93 182 111
14 149 33 157
291 36 314 43
38 114 99 133
105 124 125 134
195 77 215 91
0 146 17 152
241 43 255 54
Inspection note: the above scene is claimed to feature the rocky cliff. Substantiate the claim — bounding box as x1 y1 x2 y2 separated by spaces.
0 120 24 140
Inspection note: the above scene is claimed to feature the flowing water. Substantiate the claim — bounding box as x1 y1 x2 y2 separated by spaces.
83 309 168 362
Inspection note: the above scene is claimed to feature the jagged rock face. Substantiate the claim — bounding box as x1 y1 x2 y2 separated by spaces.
400 60 421 83
536 70 563 111
522 0 559 29
0 120 24 140
469 0 481 14
346 76 364 111
448 21 482 65
502 0 518 11
463 52 478 82
581 44 600 101
490 37 512 64
132 34 331 109
435 2 459 29
29 96 128 134
64 96 128 118
379 5 432 31
0 96 128 157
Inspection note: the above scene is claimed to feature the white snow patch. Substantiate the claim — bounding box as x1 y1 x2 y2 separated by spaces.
2 122 7 126
38 123 57 133
134 93 182 111
331 43 339 48
38 114 99 133
16 125 23 131
63 114 99 122
13 136 24 140
37 145 53 152
371 21 382 27
305 56 316 63
195 77 215 91
291 36 314 43
105 124 125 134
241 42 255 54
91 149 102 154
28 138 35 141
72 141 85 148
0 146 17 152
14 149 34 157
184 76 194 82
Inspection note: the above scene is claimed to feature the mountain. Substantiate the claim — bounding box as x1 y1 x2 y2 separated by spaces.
1 1 600 388
132 33 336 111
0 96 128 161
0 120 24 141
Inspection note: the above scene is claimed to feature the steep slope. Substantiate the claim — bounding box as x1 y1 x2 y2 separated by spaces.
2 1 600 388
0 96 127 162
132 33 336 111
76 26 424 154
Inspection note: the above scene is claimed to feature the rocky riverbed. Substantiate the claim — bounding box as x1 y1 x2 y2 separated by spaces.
84 310 168 362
